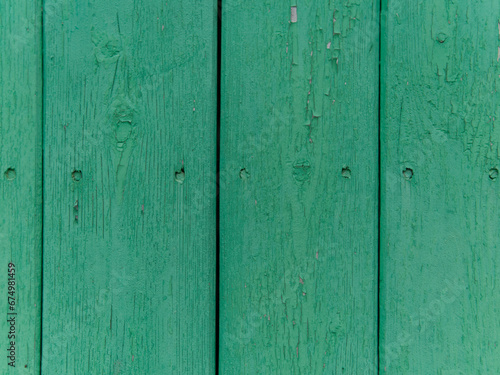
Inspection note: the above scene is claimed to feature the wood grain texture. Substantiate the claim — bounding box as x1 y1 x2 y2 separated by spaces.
219 0 379 373
380 0 500 373
0 0 42 373
42 0 217 373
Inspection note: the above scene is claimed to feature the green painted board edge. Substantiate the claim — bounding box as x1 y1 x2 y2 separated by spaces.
0 0 43 373
380 0 500 373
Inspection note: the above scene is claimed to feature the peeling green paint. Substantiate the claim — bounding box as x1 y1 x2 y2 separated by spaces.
220 0 379 373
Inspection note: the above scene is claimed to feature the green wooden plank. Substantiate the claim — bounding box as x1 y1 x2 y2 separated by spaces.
380 0 500 373
0 0 42 373
220 1 380 373
42 1 217 373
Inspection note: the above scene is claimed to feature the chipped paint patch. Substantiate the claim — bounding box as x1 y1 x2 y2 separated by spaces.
291 6 297 23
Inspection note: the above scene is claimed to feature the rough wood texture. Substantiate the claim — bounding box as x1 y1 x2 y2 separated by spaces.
219 1 380 373
42 1 217 373
380 0 500 373
0 0 42 373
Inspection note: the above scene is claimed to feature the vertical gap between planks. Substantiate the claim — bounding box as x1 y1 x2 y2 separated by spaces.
40 1 45 373
377 0 383 373
215 0 222 373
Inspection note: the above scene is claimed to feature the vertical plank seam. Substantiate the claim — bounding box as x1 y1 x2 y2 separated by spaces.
377 0 383 373
216 0 222 373
40 1 45 373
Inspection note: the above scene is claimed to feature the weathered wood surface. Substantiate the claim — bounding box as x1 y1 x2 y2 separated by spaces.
219 1 380 373
0 0 43 373
380 0 500 373
42 1 218 373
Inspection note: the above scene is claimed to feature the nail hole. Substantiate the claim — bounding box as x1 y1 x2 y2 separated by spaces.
239 168 250 180
4 168 16 181
403 168 413 180
175 168 185 184
72 170 82 181
437 33 447 43
341 166 351 179
489 167 498 181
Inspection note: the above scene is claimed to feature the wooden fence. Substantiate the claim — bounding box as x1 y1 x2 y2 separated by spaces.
1 0 499 373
